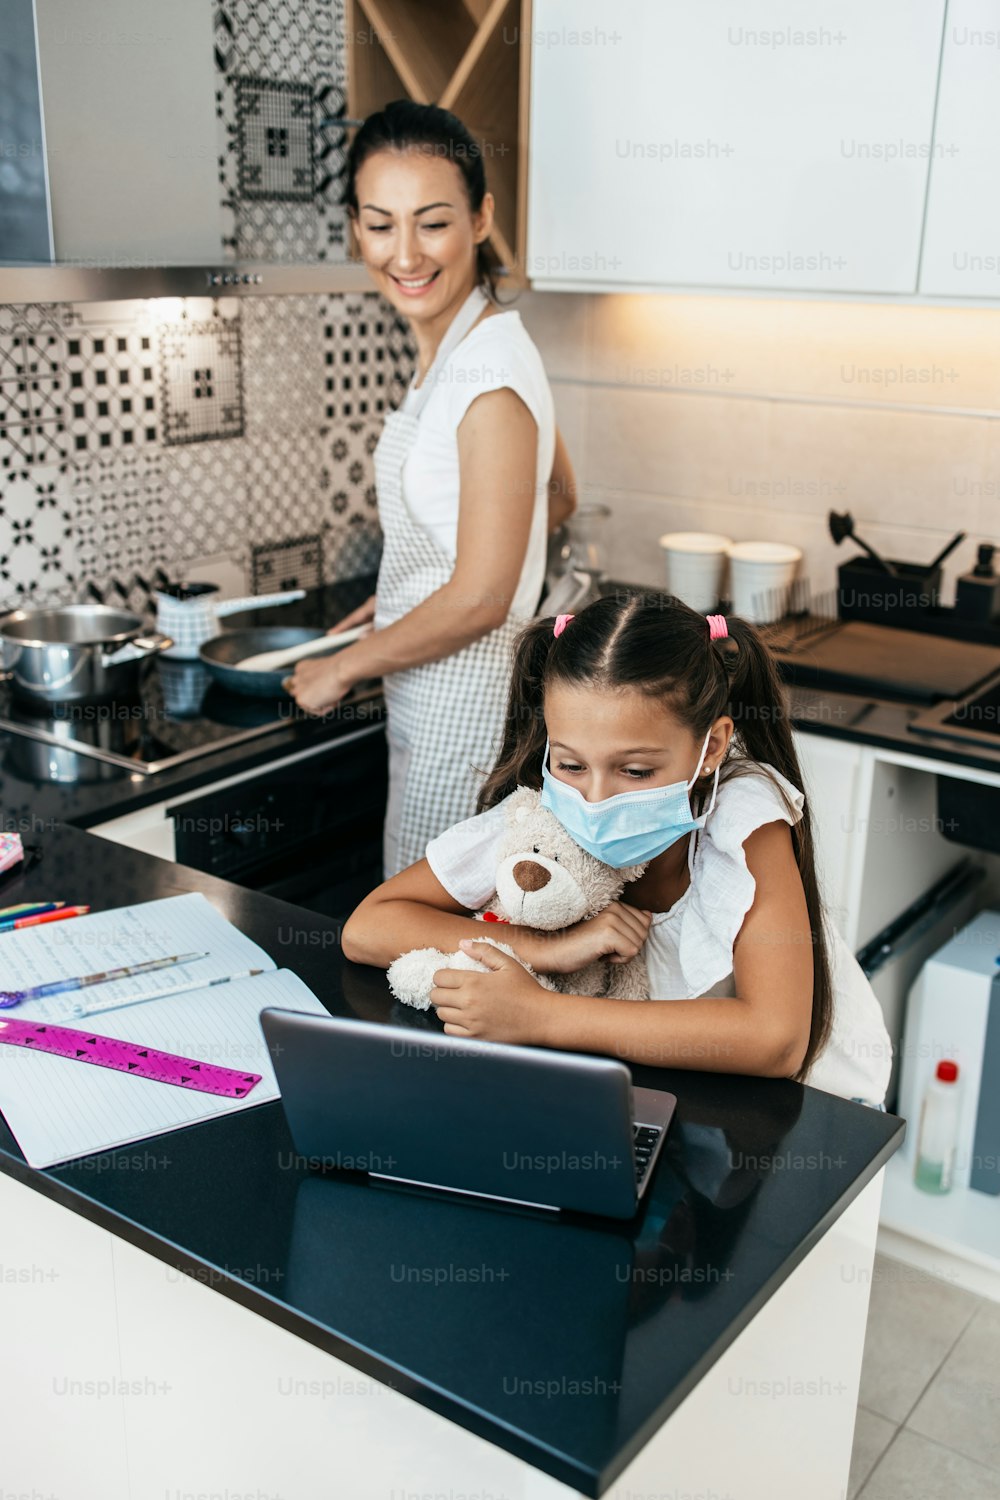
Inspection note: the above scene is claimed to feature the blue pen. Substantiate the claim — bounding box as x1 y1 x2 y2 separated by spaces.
0 952 209 1008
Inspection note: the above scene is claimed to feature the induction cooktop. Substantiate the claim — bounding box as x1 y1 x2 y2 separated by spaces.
0 658 319 776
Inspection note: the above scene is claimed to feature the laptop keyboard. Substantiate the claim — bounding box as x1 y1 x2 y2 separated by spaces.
633 1123 663 1185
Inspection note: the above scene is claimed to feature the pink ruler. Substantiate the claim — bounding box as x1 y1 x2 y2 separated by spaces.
0 1017 262 1098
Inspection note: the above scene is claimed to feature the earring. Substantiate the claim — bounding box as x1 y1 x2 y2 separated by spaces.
703 765 713 776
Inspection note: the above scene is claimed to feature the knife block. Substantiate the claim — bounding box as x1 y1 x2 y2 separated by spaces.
837 555 944 626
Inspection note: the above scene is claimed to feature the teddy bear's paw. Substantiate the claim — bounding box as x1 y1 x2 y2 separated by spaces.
386 948 452 1010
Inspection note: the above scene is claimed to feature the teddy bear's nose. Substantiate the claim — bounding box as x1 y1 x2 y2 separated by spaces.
512 859 551 892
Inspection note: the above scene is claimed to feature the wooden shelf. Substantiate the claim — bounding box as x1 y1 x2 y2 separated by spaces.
346 0 531 284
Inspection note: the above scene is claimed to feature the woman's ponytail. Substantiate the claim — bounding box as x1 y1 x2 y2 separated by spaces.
476 616 555 810
719 616 834 1080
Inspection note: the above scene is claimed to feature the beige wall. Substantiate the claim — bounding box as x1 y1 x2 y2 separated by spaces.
517 291 1000 606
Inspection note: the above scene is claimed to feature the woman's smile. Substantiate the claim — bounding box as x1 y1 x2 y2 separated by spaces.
388 268 443 297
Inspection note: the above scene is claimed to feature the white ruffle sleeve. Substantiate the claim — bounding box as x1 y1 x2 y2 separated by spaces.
677 765 805 997
675 764 892 1104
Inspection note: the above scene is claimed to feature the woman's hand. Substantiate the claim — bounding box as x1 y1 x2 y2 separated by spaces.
284 651 354 715
522 902 652 975
430 941 554 1044
326 594 376 636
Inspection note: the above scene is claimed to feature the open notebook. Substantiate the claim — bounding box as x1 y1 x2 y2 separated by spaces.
0 892 331 1168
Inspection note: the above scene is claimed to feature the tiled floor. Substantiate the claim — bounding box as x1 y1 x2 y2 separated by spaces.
848 1252 1000 1498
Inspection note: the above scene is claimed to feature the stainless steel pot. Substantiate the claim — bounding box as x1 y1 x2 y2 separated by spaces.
0 605 173 703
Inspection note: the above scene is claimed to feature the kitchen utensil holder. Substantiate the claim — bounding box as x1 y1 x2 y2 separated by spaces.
837 555 944 626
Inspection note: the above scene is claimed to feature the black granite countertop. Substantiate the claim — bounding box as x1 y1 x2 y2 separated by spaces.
4 578 1000 856
0 576 386 839
0 826 905 1497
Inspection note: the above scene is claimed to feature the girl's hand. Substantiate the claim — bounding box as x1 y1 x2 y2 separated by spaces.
326 594 376 635
284 652 354 715
525 902 652 975
431 941 553 1044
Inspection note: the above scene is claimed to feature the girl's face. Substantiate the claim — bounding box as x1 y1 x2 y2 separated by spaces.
544 682 733 802
350 148 493 321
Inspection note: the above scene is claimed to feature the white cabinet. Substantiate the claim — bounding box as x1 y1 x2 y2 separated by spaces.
33 0 223 265
792 730 866 942
527 0 945 293
919 0 1000 296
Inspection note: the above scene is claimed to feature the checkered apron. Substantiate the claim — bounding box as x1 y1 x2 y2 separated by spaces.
374 288 530 878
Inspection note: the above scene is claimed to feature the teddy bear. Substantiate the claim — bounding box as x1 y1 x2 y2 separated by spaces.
386 786 650 1009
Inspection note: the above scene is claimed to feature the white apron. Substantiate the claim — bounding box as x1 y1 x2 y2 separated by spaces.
373 286 531 878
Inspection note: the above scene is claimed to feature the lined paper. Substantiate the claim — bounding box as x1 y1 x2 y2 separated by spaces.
0 892 276 1020
0 968 330 1168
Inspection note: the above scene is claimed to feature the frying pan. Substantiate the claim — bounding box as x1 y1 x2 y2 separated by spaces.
199 628 347 698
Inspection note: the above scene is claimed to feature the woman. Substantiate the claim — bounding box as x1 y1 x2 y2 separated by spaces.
288 101 576 877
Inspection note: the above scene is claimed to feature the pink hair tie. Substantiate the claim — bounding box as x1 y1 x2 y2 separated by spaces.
706 613 728 641
553 613 575 638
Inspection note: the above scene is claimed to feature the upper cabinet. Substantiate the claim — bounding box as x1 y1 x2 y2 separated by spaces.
919 0 1000 297
1 0 372 295
345 0 532 285
33 0 223 266
527 0 946 294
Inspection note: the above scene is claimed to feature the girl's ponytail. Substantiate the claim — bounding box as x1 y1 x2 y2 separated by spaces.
718 616 834 1080
476 616 555 810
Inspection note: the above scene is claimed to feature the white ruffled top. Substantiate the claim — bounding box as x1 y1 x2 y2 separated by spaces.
425 764 893 1104
651 763 892 1104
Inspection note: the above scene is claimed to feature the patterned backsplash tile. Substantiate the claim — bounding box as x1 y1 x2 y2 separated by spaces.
0 293 416 614
0 0 418 615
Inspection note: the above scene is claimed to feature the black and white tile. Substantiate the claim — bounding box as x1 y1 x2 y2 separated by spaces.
242 295 324 435
0 303 69 473
319 417 382 582
0 283 389 607
320 295 417 420
0 463 77 608
158 310 245 445
160 440 250 570
68 450 168 601
246 428 325 545
213 0 349 263
62 315 159 457
252 533 324 594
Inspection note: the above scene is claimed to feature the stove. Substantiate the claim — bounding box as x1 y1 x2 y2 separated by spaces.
0 577 381 778
0 657 329 775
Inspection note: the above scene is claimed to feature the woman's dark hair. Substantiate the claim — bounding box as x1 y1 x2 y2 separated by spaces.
342 100 505 300
477 590 833 1082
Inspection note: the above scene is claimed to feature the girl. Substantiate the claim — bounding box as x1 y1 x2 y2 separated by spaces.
343 592 892 1105
286 101 574 877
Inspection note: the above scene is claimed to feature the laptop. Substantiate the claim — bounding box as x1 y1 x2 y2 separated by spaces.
260 1010 677 1219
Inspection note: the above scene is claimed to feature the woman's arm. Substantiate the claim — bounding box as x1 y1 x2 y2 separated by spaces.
547 426 577 533
341 856 651 973
289 388 538 713
431 821 815 1080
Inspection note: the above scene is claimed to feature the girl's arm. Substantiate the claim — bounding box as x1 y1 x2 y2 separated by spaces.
431 821 815 1080
341 856 651 972
289 388 538 714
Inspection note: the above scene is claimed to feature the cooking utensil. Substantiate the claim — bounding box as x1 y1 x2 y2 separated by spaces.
155 587 306 660
0 605 173 704
199 628 349 697
236 623 373 674
828 511 898 576
927 531 967 570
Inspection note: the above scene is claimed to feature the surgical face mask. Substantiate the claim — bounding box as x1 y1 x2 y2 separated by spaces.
539 729 719 868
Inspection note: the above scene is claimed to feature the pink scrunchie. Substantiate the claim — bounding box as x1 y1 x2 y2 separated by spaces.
553 613 575 638
706 613 728 641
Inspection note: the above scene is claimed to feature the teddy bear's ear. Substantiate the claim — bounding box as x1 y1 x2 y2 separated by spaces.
506 785 541 824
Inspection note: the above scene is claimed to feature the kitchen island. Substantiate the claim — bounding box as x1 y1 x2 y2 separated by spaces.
0 825 903 1500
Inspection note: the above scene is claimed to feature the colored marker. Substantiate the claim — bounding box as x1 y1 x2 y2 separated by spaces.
0 905 90 934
